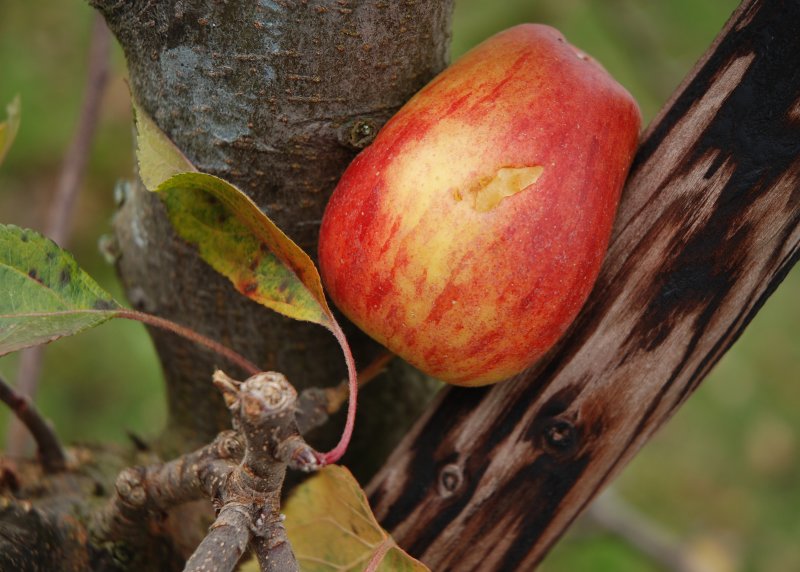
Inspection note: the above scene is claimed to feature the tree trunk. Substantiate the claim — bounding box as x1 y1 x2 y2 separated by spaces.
367 1 800 569
91 0 452 473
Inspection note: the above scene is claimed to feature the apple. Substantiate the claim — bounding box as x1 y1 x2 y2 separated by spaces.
318 24 641 386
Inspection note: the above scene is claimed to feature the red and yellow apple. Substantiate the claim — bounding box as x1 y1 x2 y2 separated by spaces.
318 24 641 386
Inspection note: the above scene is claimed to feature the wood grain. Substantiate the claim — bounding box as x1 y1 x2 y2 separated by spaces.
367 1 800 569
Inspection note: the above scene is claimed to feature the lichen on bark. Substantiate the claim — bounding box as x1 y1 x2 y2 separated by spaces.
90 0 453 472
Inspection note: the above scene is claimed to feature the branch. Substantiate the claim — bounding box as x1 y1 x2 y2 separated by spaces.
97 0 454 467
93 432 240 544
367 1 800 569
584 489 698 572
6 13 111 457
48 14 112 247
0 375 66 473
183 504 251 572
251 519 296 572
186 370 306 572
295 351 395 435
0 494 89 570
94 370 322 571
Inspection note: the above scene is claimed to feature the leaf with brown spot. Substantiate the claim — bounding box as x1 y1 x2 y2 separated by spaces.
134 98 333 328
0 224 122 356
0 95 21 167
152 173 336 327
284 465 430 572
134 100 358 464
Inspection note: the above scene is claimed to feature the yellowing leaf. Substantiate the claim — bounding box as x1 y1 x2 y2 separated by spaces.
0 95 21 166
133 97 196 188
0 224 121 356
133 100 333 329
133 100 357 465
155 173 333 327
284 465 430 572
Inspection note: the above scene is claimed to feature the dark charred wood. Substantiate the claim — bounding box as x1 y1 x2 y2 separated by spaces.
0 497 90 572
367 1 800 569
0 446 186 572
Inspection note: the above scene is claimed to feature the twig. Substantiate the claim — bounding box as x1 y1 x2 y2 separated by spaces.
185 370 308 572
325 350 394 415
6 14 111 457
183 504 251 572
48 14 111 247
93 431 241 545
96 370 317 572
0 375 66 473
117 309 260 375
4 349 44 455
585 489 700 572
251 517 297 572
295 350 395 435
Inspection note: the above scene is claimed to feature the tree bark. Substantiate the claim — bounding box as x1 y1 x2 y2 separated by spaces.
367 1 800 569
91 0 452 470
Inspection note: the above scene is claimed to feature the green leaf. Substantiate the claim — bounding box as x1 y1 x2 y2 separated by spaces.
284 465 430 572
0 224 121 356
0 95 21 166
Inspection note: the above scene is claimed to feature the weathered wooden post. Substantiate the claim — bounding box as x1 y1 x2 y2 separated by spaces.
367 1 800 568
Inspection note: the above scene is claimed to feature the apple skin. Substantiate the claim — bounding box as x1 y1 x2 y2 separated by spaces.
318 24 641 386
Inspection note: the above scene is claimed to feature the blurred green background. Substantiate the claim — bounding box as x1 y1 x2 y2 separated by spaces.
0 1 797 571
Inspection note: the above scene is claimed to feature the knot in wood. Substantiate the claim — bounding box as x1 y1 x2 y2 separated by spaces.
110 542 135 566
250 506 282 538
113 179 131 207
241 372 297 420
341 118 378 149
437 463 463 498
541 418 578 456
218 432 244 459
0 464 19 492
116 467 146 507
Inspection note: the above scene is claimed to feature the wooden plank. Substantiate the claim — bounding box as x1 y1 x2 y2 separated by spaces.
366 1 800 569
